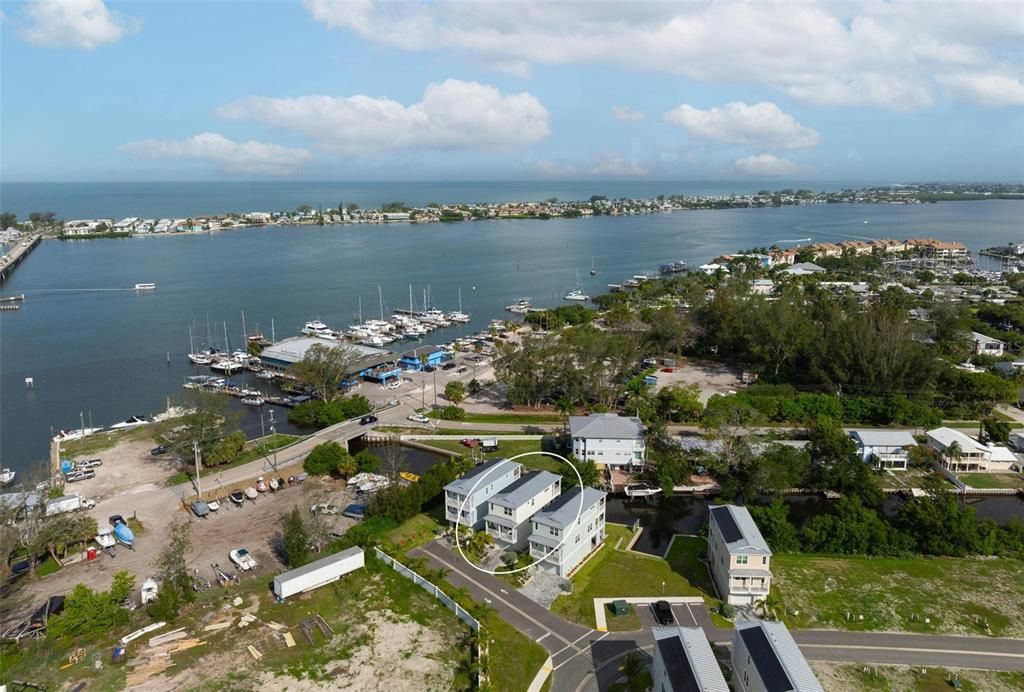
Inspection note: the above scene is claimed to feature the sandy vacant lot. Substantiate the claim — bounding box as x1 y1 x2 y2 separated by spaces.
62 439 181 502
651 359 744 403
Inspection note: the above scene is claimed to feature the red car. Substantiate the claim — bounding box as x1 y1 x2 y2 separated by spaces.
460 438 480 448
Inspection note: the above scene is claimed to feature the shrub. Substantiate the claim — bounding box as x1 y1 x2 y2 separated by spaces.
437 405 466 421
304 441 346 476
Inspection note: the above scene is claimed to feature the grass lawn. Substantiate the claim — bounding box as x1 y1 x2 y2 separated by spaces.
428 411 561 425
664 535 732 629
420 438 566 474
958 472 1024 489
59 421 168 457
551 525 705 630
165 433 301 485
387 513 443 554
771 553 1024 637
483 614 549 692
812 662 1024 692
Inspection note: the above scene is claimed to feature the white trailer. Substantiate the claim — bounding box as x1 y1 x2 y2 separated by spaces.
273 547 364 600
45 494 95 517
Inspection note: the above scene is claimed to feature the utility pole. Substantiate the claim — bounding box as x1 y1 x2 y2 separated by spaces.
269 409 278 473
433 369 438 407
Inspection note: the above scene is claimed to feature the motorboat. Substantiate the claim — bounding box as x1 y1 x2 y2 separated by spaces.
563 288 589 301
207 500 220 512
240 396 265 406
95 527 116 550
268 477 280 491
140 578 159 605
624 483 663 498
229 490 245 506
0 468 15 487
134 283 156 291
302 320 337 339
53 427 103 443
399 471 420 483
255 476 268 492
112 520 134 548
255 370 275 380
348 472 371 487
244 487 258 500
229 548 257 571
109 415 149 430
210 359 242 374
505 298 532 313
191 501 210 518
446 311 470 323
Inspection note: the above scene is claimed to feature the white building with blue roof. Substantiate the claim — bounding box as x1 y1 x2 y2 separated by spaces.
484 470 561 551
528 485 606 577
708 504 772 605
444 459 523 531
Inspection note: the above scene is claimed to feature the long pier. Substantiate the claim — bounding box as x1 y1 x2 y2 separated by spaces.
0 234 42 282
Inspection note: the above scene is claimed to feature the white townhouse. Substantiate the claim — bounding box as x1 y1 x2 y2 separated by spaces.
444 459 523 531
528 486 606 577
926 427 993 473
569 413 645 470
732 620 823 692
972 331 1005 357
708 504 772 606
113 217 140 233
651 626 729 692
849 430 918 470
483 470 561 551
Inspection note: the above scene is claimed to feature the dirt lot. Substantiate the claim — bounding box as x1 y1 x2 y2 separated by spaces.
63 439 181 502
811 661 1024 692
651 359 744 403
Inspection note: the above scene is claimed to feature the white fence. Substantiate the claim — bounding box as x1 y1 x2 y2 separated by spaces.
373 547 480 631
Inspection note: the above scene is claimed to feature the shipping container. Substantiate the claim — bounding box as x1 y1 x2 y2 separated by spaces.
273 547 364 600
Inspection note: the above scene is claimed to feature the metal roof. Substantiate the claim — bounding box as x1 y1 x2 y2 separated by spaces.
400 345 444 359
926 427 990 455
490 471 560 510
531 486 605 529
569 413 643 440
710 504 771 555
849 430 917 448
735 621 823 692
259 336 392 371
653 626 729 692
444 459 522 496
275 547 363 583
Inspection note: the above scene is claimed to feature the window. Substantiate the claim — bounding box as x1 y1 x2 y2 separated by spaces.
503 507 513 516
736 555 748 564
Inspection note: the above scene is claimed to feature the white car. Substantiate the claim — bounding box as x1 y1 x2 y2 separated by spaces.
407 413 430 423
229 548 257 571
310 503 340 515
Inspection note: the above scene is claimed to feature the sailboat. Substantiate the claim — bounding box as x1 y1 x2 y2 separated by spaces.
563 270 590 301
187 324 214 365
447 287 471 323
589 257 597 276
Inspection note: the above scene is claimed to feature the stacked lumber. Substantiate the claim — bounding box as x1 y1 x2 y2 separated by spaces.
203 620 233 632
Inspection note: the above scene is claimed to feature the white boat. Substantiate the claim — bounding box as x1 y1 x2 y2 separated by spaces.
624 483 663 498
188 352 213 365
210 359 242 374
140 578 159 605
241 396 265 406
207 500 220 512
0 468 15 487
255 370 275 380
505 298 532 313
563 288 590 301
134 283 156 291
53 427 103 443
95 527 117 549
256 476 268 492
301 320 337 339
244 487 258 500
109 415 149 430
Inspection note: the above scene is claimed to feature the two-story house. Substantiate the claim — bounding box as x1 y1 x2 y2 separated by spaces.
483 471 561 551
528 486 606 577
849 430 917 470
569 414 645 470
732 620 823 692
443 459 523 530
651 626 729 692
972 331 1005 357
926 427 993 472
708 504 772 605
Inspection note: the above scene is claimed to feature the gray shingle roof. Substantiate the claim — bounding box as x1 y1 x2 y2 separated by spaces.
532 486 605 529
490 471 560 510
445 459 522 496
569 413 643 440
710 504 771 555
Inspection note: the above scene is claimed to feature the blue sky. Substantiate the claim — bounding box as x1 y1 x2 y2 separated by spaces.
2 0 1023 182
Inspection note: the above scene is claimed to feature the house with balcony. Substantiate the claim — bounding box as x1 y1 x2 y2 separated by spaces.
708 504 772 605
651 626 729 692
849 430 917 470
528 486 606 577
732 620 823 692
926 427 993 472
483 471 561 551
569 413 645 470
444 459 523 530
399 345 446 371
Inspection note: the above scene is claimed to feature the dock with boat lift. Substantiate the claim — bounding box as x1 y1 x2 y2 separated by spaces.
0 234 42 282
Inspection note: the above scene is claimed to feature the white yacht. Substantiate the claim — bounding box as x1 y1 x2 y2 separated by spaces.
210 358 243 374
188 352 214 365
563 271 589 301
505 298 532 313
110 415 150 430
301 320 336 339
0 468 15 487
53 427 103 443
134 283 156 291
241 396 265 406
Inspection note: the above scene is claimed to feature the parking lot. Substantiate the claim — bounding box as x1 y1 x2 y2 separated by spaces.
633 599 702 629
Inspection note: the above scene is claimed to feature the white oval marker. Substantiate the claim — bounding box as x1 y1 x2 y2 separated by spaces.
453 451 584 575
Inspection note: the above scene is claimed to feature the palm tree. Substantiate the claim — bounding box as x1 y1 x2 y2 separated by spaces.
619 651 645 687
555 395 575 435
946 440 963 470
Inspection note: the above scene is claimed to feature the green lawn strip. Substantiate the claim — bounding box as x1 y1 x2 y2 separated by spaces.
59 421 169 458
427 411 561 425
387 513 443 555
166 433 302 486
551 525 703 629
771 553 1024 637
377 426 515 436
482 612 548 692
664 535 732 628
957 472 1024 489
418 439 564 473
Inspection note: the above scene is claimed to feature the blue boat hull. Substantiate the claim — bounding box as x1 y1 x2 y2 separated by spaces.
113 522 134 546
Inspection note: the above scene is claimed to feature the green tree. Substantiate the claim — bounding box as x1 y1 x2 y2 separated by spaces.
655 384 703 422
48 572 135 639
983 417 1011 444
304 441 346 476
619 652 645 686
289 342 359 403
0 212 18 230
555 395 575 433
282 507 310 567
748 498 800 552
560 455 600 488
153 517 194 605
172 390 239 462
445 380 467 404
354 449 380 473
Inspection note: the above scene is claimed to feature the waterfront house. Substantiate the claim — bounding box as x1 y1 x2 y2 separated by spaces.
399 345 446 371
732 620 823 692
483 470 561 551
849 430 917 470
569 413 645 470
708 504 772 605
113 217 140 234
698 262 729 275
651 626 729 692
905 238 970 261
971 331 1005 356
926 427 992 472
444 459 523 531
245 212 272 223
780 262 826 276
809 242 842 259
527 485 606 577
769 249 798 265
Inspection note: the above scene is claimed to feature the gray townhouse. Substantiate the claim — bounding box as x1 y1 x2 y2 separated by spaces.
651 626 729 692
444 459 523 531
483 470 561 551
708 504 772 606
528 485 606 577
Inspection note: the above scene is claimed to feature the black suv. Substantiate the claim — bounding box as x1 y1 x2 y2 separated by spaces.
360 415 378 425
652 600 674 625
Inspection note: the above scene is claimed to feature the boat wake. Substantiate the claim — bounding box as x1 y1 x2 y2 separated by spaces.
776 238 811 243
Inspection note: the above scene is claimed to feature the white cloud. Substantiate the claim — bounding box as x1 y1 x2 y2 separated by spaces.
21 0 133 49
532 160 579 177
734 154 806 177
664 101 820 150
590 156 647 177
937 72 1024 107
303 1 1024 110
122 133 312 176
216 79 550 156
611 105 647 122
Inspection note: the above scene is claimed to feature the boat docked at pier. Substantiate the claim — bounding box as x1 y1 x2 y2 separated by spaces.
505 298 532 313
109 415 150 430
210 358 243 374
301 320 337 340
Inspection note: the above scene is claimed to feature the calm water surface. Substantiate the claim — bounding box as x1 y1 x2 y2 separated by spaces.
1 200 1021 473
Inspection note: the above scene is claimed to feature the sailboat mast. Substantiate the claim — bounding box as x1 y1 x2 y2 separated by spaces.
241 310 247 344
189 324 195 355
458 287 463 313
271 318 276 343
358 296 363 323
409 284 414 314
223 321 229 352
378 285 384 321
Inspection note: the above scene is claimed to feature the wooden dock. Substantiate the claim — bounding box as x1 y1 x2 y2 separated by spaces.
0 234 42 282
